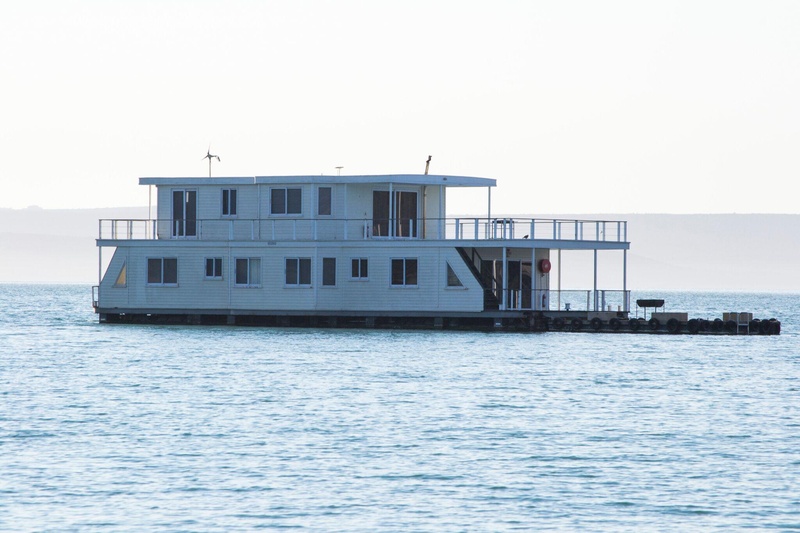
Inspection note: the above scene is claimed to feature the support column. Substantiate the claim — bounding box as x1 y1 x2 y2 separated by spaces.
532 247 537 310
557 249 562 311
623 249 628 312
593 249 598 311
487 187 492 238
501 247 508 310
439 185 444 239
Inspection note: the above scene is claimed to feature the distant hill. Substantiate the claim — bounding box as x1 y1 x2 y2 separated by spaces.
1 208 798 291
0 207 146 284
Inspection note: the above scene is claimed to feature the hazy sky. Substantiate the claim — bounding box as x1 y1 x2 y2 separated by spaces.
2 1 799 214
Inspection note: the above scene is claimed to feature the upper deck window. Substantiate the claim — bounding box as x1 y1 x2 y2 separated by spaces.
318 187 332 216
271 188 302 215
222 189 237 216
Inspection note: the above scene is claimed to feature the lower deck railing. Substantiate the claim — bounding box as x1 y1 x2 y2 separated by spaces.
501 289 630 313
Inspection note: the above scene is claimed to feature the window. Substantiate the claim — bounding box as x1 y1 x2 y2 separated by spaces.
391 258 418 286
114 262 127 287
222 189 237 216
322 257 336 286
172 189 197 237
351 258 368 280
318 187 332 216
271 188 302 215
372 190 418 237
235 258 261 286
446 262 464 287
205 257 223 279
147 258 177 285
285 258 311 286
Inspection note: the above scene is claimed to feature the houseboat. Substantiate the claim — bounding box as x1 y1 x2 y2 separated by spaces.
93 173 632 331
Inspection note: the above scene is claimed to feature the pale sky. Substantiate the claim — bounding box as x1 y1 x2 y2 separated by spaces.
2 1 799 214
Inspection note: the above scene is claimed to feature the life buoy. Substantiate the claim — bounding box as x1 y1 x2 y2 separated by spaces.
538 259 552 274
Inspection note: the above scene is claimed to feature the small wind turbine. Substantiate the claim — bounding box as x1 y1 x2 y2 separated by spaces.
203 147 221 177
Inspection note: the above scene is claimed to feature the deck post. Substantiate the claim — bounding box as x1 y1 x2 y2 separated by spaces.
439 185 444 239
531 247 537 310
593 249 598 311
501 247 508 310
487 187 492 232
623 249 628 312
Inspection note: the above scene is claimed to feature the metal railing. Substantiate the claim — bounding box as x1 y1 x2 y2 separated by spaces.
98 217 628 243
496 289 630 313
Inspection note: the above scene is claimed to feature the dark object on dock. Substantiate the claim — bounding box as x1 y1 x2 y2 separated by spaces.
637 299 665 308
637 299 665 320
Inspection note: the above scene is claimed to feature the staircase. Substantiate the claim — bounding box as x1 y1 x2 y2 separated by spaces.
456 247 500 310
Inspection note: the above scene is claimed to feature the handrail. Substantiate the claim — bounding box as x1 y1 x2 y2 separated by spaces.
97 217 628 243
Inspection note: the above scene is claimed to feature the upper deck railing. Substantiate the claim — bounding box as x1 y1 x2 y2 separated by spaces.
98 217 628 243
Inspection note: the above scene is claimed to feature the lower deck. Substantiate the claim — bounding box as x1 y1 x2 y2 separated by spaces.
95 308 781 335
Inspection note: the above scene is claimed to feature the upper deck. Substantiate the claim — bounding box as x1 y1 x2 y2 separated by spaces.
97 173 628 249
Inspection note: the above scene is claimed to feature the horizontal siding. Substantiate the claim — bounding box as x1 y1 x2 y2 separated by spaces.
98 244 484 313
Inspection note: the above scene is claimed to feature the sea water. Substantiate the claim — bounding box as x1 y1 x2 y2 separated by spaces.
1 284 799 531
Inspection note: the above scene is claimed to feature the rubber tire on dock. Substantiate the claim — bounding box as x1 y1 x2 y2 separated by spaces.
609 318 621 331
648 317 660 331
629 318 641 332
571 318 583 331
552 317 565 330
759 320 771 335
590 317 603 331
711 319 724 332
725 320 737 334
687 319 700 334
667 318 682 334
699 319 710 332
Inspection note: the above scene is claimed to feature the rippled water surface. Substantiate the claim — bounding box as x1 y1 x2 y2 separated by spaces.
1 285 799 531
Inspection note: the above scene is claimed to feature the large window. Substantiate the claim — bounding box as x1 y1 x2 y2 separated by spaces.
222 189 237 216
271 188 302 215
351 258 368 280
372 190 418 237
172 189 197 237
147 258 177 285
285 258 311 286
235 258 261 287
322 257 336 287
318 187 332 216
391 258 418 287
205 257 223 279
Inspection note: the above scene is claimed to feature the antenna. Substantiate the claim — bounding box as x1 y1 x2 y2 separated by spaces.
424 155 432 175
335 166 343 176
203 146 221 177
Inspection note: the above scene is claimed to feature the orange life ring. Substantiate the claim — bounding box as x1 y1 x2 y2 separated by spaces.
538 259 552 274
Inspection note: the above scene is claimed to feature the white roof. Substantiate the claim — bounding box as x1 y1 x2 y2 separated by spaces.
139 174 495 188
